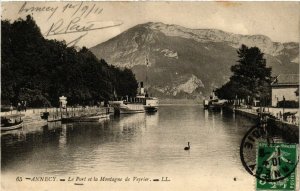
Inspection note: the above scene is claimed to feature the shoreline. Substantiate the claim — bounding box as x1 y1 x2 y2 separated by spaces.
1 106 112 129
224 105 299 141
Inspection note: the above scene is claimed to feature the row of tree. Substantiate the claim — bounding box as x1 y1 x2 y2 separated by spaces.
2 15 138 107
215 44 272 103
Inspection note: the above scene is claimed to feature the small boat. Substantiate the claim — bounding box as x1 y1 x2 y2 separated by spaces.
1 114 24 131
144 97 159 112
62 114 110 123
109 100 145 114
47 118 62 122
40 112 62 122
85 114 110 121
209 100 225 111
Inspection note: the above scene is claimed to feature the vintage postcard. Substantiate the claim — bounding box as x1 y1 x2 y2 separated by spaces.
1 1 299 191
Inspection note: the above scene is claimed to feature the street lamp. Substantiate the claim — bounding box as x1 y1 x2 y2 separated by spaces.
282 96 285 120
247 95 250 108
235 94 238 109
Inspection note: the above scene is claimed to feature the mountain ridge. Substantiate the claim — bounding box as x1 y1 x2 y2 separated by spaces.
91 22 299 98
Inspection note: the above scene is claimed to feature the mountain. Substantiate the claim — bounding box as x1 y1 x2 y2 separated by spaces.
90 22 299 98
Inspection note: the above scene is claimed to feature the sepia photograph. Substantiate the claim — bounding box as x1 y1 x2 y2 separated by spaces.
1 1 299 191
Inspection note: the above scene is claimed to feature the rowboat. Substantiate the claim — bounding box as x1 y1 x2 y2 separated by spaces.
1 114 24 131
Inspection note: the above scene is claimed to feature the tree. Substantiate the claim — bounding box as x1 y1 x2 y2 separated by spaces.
216 44 272 101
1 15 138 107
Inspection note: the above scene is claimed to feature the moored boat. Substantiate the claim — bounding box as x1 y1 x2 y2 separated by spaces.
47 118 62 122
62 113 110 123
208 100 224 111
144 97 159 112
110 97 158 114
204 90 226 111
40 112 62 122
109 100 145 114
203 99 209 109
109 82 159 114
1 114 24 131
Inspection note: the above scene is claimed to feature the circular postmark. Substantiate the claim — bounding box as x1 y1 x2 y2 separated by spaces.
240 125 298 182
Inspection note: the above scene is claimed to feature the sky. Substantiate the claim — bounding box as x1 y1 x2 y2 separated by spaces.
2 1 299 48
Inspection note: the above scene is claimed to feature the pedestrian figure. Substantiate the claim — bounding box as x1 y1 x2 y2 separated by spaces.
106 104 110 114
17 102 21 112
292 115 295 124
289 116 292 123
279 111 282 120
24 101 27 112
21 101 24 111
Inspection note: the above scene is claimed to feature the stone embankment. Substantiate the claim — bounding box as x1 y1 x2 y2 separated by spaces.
224 105 299 140
1 106 112 127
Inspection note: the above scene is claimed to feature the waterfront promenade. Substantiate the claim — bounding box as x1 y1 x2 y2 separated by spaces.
224 105 299 142
226 105 299 140
1 106 112 127
234 106 299 126
2 107 109 116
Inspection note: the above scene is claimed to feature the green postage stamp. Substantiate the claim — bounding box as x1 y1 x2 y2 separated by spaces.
256 143 298 191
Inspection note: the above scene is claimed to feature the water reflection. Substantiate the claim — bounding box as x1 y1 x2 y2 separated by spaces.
0 107 271 182
58 124 67 148
2 105 299 191
1 123 62 172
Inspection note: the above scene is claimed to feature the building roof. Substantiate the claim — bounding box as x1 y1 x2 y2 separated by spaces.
271 74 299 86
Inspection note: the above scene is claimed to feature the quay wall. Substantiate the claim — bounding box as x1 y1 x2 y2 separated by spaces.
234 108 257 120
224 106 299 141
1 106 113 116
1 106 113 128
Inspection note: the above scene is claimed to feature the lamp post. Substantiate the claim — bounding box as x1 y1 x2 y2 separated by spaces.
247 95 250 108
259 95 262 115
267 96 269 112
282 96 285 120
59 96 67 119
235 94 238 110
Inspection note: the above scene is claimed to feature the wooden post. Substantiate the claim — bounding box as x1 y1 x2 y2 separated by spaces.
60 102 62 119
283 96 285 120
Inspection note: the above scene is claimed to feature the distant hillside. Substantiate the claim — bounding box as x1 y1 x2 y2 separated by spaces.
91 22 299 98
1 16 138 107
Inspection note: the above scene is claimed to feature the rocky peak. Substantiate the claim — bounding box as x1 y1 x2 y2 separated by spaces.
139 22 284 56
90 22 298 98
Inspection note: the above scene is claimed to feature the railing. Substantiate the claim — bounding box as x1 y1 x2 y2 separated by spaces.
235 106 299 126
1 106 112 117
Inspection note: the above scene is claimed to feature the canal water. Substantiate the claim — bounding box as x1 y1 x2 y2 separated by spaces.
1 105 297 190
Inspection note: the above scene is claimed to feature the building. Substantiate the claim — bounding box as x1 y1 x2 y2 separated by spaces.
271 74 299 107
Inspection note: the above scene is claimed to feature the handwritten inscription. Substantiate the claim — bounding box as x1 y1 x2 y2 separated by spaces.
45 17 123 36
18 2 103 20
18 2 59 20
17 2 123 46
62 2 103 18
